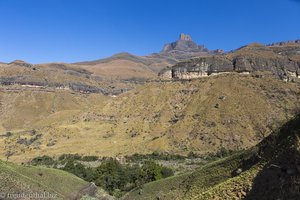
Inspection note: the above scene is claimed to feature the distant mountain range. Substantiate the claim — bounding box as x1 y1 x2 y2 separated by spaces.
0 34 220 95
0 34 299 95
73 33 219 80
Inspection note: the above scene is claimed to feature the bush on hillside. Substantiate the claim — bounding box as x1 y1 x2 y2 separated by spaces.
81 155 99 162
31 156 55 166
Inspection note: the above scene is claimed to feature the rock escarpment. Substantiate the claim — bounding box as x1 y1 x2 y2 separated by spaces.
0 61 127 95
268 39 300 46
159 42 300 80
159 56 232 79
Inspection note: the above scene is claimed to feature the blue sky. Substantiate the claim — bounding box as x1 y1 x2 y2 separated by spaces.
0 0 299 63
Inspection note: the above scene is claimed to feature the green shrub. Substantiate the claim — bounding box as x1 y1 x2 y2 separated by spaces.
5 132 13 137
31 155 174 197
58 154 82 161
31 155 55 166
142 160 163 181
94 158 128 193
63 161 95 181
161 166 174 178
125 152 186 162
81 155 98 162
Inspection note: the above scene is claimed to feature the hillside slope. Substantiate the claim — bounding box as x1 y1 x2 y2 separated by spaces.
74 53 160 80
0 160 88 199
1 73 299 162
0 60 134 95
0 86 107 130
124 112 300 200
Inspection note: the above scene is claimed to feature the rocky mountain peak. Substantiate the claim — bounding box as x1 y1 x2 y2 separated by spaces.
161 33 209 53
179 33 193 41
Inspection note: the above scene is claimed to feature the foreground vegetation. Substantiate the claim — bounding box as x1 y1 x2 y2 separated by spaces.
31 155 175 197
0 159 88 199
29 148 238 198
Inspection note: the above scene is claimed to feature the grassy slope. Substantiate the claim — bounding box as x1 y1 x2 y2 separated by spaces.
124 113 300 200
0 61 98 86
1 73 299 162
0 88 108 162
189 113 300 200
95 72 300 154
0 160 88 199
74 52 175 80
78 59 159 80
123 152 252 200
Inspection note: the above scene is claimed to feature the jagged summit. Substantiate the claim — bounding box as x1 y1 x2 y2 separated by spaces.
161 33 208 53
179 33 193 41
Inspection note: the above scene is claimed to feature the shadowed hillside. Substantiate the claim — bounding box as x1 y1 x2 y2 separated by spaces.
244 112 300 199
123 112 300 200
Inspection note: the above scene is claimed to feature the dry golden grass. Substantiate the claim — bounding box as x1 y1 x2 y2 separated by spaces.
79 59 158 80
0 73 299 163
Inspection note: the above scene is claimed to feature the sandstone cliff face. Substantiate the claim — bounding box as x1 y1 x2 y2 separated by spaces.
159 42 300 80
232 56 299 76
159 56 235 80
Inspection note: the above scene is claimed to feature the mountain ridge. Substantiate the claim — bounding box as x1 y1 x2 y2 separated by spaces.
1 35 300 97
159 41 300 81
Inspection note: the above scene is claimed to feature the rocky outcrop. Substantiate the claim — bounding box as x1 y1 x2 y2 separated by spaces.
69 83 105 94
161 33 210 53
268 39 300 46
0 76 109 94
0 76 130 95
159 43 300 80
232 56 299 77
179 33 193 41
159 56 236 79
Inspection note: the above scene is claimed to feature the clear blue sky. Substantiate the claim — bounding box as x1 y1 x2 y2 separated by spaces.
0 0 299 63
